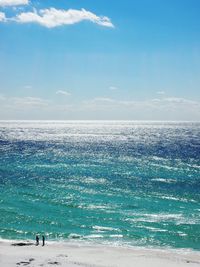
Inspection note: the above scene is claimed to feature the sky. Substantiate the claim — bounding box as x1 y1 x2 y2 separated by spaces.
0 0 200 120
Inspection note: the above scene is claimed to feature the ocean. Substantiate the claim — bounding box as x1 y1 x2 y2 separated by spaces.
0 121 200 250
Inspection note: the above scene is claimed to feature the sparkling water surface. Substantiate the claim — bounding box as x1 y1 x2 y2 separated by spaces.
0 121 200 250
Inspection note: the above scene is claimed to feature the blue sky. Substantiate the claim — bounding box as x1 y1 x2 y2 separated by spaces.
0 0 200 120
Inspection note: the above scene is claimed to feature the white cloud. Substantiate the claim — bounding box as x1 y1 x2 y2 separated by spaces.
0 95 51 119
109 86 118 91
0 94 6 101
0 94 199 120
157 91 165 95
92 97 115 103
14 8 114 28
162 97 198 105
24 85 32 89
12 96 49 107
79 96 200 120
56 90 71 96
0 0 28 6
83 96 200 112
0 12 6 21
0 96 49 108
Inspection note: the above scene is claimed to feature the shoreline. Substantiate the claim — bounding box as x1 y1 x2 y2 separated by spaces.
1 236 200 253
0 239 200 267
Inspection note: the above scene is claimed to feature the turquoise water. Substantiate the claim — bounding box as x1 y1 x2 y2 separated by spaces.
0 121 200 250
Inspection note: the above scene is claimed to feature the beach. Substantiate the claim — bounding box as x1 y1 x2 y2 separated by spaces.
1 240 200 267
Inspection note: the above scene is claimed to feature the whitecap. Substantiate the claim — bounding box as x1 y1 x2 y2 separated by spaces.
85 234 104 239
152 178 176 183
92 226 119 232
68 233 82 239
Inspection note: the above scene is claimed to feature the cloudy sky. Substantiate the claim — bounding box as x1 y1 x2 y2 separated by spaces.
0 0 200 120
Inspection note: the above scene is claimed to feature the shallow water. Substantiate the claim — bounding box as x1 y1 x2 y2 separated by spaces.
0 121 200 250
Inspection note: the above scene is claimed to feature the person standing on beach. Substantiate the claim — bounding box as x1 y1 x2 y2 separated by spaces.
42 235 45 246
36 235 39 246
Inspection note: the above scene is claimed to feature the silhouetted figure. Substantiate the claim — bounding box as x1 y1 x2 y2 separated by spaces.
36 235 39 246
42 235 45 246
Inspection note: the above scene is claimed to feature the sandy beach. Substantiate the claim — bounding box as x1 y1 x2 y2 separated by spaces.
0 240 200 267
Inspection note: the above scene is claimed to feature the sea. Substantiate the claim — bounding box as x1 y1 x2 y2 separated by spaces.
0 121 200 250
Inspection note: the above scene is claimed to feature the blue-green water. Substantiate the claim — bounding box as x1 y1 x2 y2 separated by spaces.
0 121 200 250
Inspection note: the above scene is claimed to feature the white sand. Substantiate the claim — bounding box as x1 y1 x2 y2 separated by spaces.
0 240 200 267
